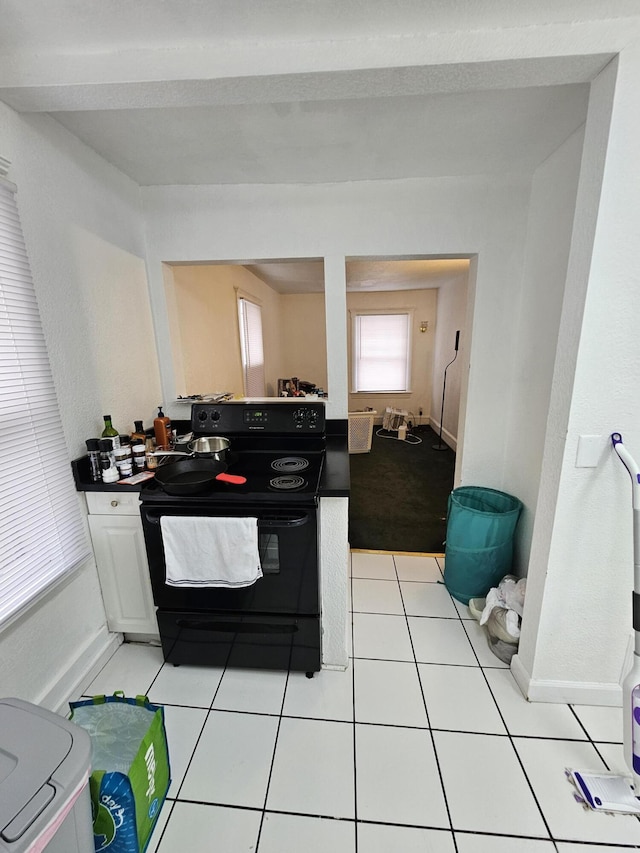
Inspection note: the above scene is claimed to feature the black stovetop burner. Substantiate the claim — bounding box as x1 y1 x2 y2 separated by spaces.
271 456 309 474
269 474 307 491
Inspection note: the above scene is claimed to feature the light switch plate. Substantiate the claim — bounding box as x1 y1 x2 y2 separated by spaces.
576 434 606 467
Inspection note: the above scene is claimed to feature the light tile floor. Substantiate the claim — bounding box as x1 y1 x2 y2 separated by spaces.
77 552 639 851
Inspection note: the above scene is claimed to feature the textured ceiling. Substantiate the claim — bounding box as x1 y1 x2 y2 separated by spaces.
47 85 589 186
243 258 470 294
0 0 613 186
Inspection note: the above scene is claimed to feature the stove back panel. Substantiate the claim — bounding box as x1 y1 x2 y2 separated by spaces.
191 401 325 437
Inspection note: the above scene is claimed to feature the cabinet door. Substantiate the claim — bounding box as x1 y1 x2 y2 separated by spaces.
88 514 158 636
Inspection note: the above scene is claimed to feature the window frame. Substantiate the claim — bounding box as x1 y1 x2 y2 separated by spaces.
0 175 91 631
350 308 413 394
237 293 266 398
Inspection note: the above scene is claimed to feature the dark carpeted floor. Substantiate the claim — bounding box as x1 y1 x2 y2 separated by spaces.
348 425 456 554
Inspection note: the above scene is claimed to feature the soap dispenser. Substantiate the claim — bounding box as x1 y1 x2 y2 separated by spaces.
153 406 172 448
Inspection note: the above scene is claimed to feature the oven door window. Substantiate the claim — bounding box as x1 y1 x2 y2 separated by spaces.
259 530 280 574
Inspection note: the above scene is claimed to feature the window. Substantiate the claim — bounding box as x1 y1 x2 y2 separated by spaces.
352 311 411 392
237 296 265 397
0 175 90 628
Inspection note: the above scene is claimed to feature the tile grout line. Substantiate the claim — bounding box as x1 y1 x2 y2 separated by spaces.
454 600 559 850
252 665 291 852
145 658 180 852
567 703 618 773
351 553 360 852
394 554 459 853
165 653 229 807
566 706 640 829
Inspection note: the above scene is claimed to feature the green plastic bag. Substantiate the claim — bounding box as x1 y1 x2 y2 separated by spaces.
443 486 522 604
69 692 171 853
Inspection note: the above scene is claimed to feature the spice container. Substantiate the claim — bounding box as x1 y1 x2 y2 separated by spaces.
145 436 158 470
114 443 133 479
99 438 119 483
85 438 102 483
132 443 146 471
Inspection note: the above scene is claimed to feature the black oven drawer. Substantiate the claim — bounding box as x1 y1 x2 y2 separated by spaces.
156 610 321 674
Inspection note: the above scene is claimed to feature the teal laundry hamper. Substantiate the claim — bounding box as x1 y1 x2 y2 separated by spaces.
443 486 522 604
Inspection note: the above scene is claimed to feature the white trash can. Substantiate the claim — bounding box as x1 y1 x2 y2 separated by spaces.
0 697 94 853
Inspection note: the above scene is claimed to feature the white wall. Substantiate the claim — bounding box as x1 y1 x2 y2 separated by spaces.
280 292 328 392
166 263 285 397
142 177 532 462
516 48 640 703
0 103 159 706
502 127 585 574
430 274 469 448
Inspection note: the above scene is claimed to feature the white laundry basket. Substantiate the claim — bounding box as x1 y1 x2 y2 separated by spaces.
348 411 377 454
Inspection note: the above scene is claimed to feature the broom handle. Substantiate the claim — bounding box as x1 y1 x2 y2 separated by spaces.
612 433 640 651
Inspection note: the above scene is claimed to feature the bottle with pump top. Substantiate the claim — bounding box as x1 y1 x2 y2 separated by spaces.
154 406 172 448
101 415 120 450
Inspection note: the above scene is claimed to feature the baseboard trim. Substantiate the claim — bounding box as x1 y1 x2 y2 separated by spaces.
511 653 622 707
428 419 457 452
40 628 122 714
350 548 445 557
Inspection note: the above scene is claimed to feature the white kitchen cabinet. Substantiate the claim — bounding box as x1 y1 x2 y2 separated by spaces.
86 491 159 637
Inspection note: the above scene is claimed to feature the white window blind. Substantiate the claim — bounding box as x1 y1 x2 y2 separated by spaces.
353 312 411 392
238 297 266 397
0 179 90 628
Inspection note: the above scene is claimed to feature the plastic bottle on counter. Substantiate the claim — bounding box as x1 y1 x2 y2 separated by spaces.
131 420 146 444
114 437 133 478
132 443 146 471
101 415 121 449
85 438 102 483
153 406 172 448
145 436 158 470
99 438 119 483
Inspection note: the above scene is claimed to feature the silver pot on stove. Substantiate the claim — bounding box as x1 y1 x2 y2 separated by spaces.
154 435 230 464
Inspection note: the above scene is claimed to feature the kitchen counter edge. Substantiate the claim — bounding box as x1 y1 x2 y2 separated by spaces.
71 423 351 497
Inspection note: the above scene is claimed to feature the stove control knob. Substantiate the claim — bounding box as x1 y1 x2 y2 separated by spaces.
197 411 208 422
210 410 221 422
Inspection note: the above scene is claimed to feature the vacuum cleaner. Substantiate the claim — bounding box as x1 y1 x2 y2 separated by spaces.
612 432 640 793
566 433 640 813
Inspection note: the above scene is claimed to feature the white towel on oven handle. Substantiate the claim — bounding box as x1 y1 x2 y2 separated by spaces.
160 516 263 588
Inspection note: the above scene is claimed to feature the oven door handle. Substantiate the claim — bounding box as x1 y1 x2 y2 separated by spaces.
141 511 310 527
176 619 298 635
259 514 309 528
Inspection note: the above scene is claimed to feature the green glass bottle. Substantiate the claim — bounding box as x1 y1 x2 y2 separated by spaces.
101 414 121 450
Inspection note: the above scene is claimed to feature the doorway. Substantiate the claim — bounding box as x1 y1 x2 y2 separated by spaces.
345 256 471 554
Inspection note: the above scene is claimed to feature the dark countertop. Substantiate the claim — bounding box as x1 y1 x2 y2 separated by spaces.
72 418 350 498
320 434 350 497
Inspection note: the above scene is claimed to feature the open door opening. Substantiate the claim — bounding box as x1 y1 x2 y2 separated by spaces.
346 255 472 555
